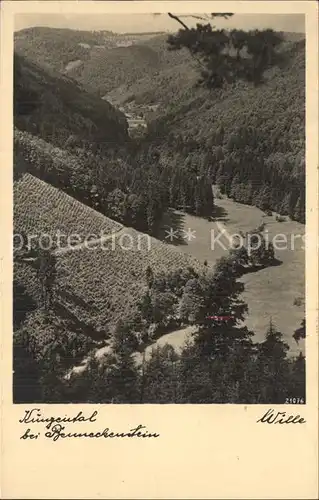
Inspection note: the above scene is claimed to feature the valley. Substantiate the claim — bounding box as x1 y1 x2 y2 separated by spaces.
13 21 306 404
103 95 149 137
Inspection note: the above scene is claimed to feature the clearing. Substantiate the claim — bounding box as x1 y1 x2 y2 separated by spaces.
156 195 305 356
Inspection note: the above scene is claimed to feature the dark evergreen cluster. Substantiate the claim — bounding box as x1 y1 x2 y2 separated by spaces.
13 248 305 404
167 13 284 89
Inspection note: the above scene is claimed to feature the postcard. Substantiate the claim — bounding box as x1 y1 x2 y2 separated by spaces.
0 1 318 498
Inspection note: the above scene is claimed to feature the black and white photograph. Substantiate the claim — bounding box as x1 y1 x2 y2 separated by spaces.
13 8 307 405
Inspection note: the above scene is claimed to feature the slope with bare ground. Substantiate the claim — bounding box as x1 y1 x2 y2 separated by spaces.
14 175 207 336
14 173 123 247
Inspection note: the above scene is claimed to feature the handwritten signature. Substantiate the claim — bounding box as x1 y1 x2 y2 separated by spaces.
257 408 306 424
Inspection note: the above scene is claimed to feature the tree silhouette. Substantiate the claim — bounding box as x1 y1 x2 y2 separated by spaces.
293 318 306 343
167 13 284 89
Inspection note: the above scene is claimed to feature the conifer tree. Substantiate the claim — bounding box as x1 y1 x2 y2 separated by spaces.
167 13 284 89
255 321 290 403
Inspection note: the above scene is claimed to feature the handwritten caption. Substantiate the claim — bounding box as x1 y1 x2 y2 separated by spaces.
19 409 160 441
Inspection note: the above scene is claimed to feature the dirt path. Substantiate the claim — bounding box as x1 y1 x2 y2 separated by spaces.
133 325 197 365
216 221 233 244
65 325 197 379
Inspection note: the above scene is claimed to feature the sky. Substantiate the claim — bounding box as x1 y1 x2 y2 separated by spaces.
14 13 305 34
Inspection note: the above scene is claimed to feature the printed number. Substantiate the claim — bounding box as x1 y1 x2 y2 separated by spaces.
285 397 305 404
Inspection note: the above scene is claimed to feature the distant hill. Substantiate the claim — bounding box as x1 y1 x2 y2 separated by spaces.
71 43 161 95
14 27 114 72
69 34 193 96
14 52 128 149
15 28 193 96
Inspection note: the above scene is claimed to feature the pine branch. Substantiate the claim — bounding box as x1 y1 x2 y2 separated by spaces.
168 12 190 31
167 13 206 71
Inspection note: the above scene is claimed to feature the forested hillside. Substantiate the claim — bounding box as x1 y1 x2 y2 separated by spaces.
14 53 128 149
63 35 193 98
70 43 162 95
14 27 114 72
14 27 164 76
15 29 193 96
136 37 305 222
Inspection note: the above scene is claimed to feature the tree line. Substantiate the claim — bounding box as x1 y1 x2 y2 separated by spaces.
15 130 215 236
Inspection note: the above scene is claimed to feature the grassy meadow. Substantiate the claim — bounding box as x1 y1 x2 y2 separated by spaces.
157 195 305 354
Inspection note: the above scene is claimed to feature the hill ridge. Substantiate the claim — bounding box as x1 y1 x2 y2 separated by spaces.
14 52 128 149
